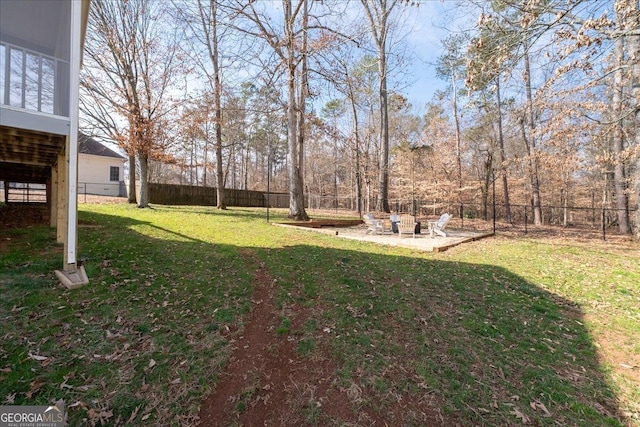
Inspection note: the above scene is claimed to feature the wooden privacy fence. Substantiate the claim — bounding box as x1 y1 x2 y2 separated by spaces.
148 183 293 208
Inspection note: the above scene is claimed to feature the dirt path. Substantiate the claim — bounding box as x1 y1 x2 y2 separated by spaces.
197 250 455 426
197 250 343 426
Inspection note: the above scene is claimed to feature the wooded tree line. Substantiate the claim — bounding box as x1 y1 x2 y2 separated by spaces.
79 0 640 239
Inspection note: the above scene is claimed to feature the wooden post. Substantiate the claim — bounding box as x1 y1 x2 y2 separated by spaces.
50 165 58 227
56 152 67 246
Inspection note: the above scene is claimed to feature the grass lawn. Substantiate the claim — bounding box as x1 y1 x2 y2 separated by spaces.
1 203 638 426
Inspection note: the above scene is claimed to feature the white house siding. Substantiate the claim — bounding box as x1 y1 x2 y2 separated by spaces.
78 153 124 196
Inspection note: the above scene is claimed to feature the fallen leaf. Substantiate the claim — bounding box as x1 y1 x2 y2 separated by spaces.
530 399 551 417
126 405 141 424
141 413 151 421
0 367 11 373
28 352 48 361
510 408 530 423
148 359 156 369
60 378 74 390
4 393 16 404
69 401 87 409
25 381 44 399
88 408 113 425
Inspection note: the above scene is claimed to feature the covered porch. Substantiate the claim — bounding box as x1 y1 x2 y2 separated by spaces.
0 0 91 287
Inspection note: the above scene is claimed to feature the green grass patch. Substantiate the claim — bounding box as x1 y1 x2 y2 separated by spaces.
1 204 638 426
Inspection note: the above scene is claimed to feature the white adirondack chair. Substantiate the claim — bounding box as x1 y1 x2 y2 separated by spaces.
428 213 451 238
398 215 417 238
364 213 383 234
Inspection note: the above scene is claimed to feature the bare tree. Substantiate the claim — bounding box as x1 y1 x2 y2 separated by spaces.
175 0 229 208
618 0 640 240
437 34 466 217
612 2 631 234
230 0 317 220
81 0 179 207
359 0 399 213
521 31 543 225
319 39 371 215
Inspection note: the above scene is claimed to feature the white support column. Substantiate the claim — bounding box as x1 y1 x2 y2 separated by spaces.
66 0 82 267
55 0 88 289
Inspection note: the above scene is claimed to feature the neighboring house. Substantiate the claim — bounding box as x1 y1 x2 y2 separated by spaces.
78 133 126 197
0 0 91 286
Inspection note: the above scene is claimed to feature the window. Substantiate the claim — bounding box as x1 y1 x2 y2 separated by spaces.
110 166 120 182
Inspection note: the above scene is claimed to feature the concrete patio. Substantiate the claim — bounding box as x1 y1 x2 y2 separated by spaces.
275 222 493 252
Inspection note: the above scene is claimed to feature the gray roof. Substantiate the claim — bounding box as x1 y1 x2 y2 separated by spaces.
79 133 125 159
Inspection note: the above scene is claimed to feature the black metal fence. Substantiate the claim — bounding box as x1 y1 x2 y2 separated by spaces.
78 182 124 200
2 183 47 203
404 200 637 240
305 193 637 240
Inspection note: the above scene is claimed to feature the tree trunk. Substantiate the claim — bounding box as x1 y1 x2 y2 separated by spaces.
452 68 463 208
376 47 391 213
202 139 208 187
209 0 226 209
496 78 511 223
360 0 395 214
613 7 631 234
348 89 363 216
481 151 493 221
365 178 371 213
522 45 542 225
562 187 569 227
285 0 308 221
128 154 137 203
138 152 149 208
243 145 249 190
629 5 640 241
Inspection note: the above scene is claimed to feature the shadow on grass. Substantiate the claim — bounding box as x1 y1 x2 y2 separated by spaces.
149 204 284 222
0 208 628 426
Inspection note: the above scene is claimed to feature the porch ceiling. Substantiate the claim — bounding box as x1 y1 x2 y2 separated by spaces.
0 126 66 183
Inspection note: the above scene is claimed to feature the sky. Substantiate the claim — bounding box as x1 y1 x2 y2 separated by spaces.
400 1 454 111
93 0 472 152
386 0 477 115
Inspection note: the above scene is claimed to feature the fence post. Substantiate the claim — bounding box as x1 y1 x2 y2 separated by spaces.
492 170 496 235
601 208 606 241
524 205 528 234
591 191 596 227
